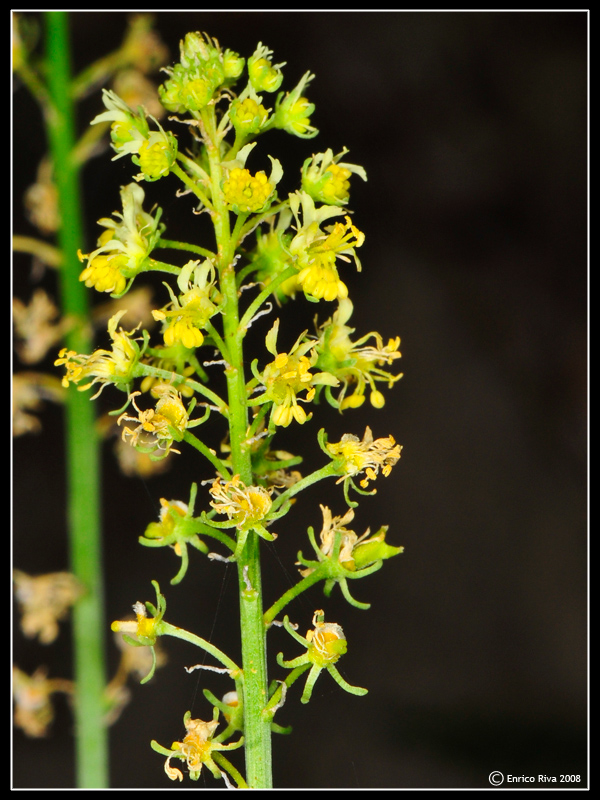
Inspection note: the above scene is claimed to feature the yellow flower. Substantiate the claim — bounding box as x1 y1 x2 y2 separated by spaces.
209 475 273 530
152 259 219 350
111 600 158 640
78 183 163 295
154 709 244 783
79 253 129 295
229 95 270 136
277 610 367 704
137 135 174 179
91 89 177 181
254 319 338 427
248 43 285 93
223 167 274 213
144 498 189 540
54 310 142 397
272 72 317 139
289 191 364 302
117 386 189 459
315 298 402 410
301 148 367 206
306 610 347 668
327 426 402 489
299 505 358 577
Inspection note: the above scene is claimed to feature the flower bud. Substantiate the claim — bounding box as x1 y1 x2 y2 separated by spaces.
223 48 245 79
352 527 403 570
248 43 285 93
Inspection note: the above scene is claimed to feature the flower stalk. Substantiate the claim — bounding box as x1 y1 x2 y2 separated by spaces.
44 12 108 788
43 25 406 789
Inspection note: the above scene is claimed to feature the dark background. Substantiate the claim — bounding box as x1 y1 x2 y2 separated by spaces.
13 11 588 789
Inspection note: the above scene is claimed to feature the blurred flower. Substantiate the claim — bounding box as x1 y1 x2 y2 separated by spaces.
13 289 72 364
13 570 84 644
23 159 59 235
12 372 65 436
12 665 73 738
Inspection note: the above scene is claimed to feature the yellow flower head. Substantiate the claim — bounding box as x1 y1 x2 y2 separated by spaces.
117 386 189 458
79 254 128 295
327 426 402 489
167 715 219 781
229 95 270 137
316 298 402 410
248 43 285 93
223 167 274 213
289 192 364 302
209 475 273 529
301 148 367 206
257 319 338 427
137 133 176 180
54 311 142 397
152 259 219 350
78 183 163 295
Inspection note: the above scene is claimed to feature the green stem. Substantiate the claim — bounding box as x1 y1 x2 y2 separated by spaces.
135 363 228 413
270 461 339 513
159 622 240 673
44 12 108 789
142 258 182 276
171 161 213 208
156 237 216 260
182 431 231 478
238 265 298 336
202 104 273 788
263 568 326 627
264 663 311 716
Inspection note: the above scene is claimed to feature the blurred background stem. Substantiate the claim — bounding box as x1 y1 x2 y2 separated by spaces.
44 11 108 788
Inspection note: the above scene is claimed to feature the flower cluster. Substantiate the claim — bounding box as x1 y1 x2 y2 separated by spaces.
46 25 406 788
91 90 177 181
159 32 243 115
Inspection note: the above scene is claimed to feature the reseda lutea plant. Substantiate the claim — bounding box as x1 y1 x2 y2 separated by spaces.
56 30 404 788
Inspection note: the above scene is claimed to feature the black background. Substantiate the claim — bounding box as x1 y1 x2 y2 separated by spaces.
13 11 588 789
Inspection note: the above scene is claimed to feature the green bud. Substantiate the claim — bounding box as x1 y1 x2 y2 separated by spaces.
223 48 245 79
248 43 285 93
352 527 403 570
